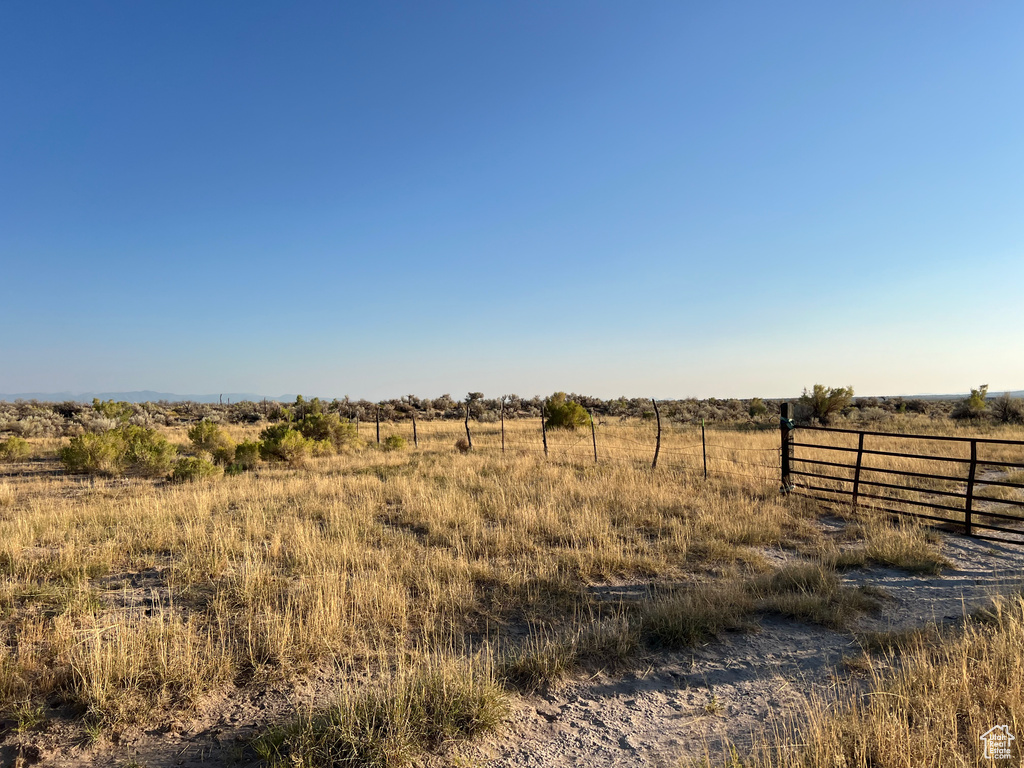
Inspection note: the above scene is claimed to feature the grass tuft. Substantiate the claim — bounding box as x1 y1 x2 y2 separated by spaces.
498 616 639 691
750 562 881 629
642 582 753 649
254 655 507 767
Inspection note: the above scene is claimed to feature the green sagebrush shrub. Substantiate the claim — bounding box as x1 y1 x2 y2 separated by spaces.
259 424 316 466
748 397 768 420
544 392 591 430
188 419 236 465
232 440 262 471
91 398 135 423
800 384 854 426
60 425 177 477
383 434 406 452
953 384 989 421
171 456 223 483
0 437 31 462
295 413 360 450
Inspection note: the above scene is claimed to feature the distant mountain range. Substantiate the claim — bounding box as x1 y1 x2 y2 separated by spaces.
910 390 1024 400
0 389 1021 404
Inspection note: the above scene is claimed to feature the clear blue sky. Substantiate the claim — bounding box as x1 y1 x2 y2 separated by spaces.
2 2 1022 400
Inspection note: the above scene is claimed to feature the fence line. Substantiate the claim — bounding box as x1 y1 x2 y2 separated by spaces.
366 406 781 487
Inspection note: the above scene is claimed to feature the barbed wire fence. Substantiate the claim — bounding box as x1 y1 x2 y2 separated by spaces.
358 399 782 489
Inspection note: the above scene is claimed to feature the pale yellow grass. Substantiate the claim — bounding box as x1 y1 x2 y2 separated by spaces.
701 591 1024 768
0 417 950 762
0 421 792 724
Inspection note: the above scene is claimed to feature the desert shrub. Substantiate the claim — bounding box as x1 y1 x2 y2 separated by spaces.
188 420 236 465
905 398 929 414
991 392 1024 425
383 435 407 452
91 398 135 423
119 425 178 476
232 440 262 471
454 437 471 453
544 392 591 430
259 425 314 466
60 433 123 475
82 416 119 434
310 439 335 457
748 398 768 420
59 426 176 477
0 437 30 462
857 406 889 423
296 413 359 450
953 384 989 420
799 385 854 425
171 456 222 483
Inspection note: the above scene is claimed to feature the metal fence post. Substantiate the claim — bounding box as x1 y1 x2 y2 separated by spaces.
780 402 793 492
965 439 977 536
852 432 865 507
651 399 662 469
541 405 548 457
701 418 707 480
590 410 598 463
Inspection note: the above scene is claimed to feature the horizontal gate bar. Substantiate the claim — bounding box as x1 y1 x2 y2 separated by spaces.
791 492 961 527
858 466 965 484
970 506 1024 522
793 443 976 463
972 496 1024 510
858 478 967 499
792 442 859 453
861 448 970 463
976 477 1024 489
798 426 1024 446
854 490 964 513
791 457 857 471
977 458 1024 469
790 470 852 484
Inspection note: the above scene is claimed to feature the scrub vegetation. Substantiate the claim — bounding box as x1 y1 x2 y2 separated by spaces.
0 392 1020 765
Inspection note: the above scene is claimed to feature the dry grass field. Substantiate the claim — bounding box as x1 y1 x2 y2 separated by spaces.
0 417 1021 766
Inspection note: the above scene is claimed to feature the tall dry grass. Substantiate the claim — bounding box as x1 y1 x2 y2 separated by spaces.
701 591 1024 767
0 418 968 762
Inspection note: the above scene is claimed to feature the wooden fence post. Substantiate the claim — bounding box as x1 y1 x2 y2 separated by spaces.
541 406 548 457
590 409 598 463
780 402 793 492
852 432 865 507
500 398 505 454
701 418 707 480
651 399 661 469
465 403 473 449
375 406 381 444
964 439 977 536
412 412 418 448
